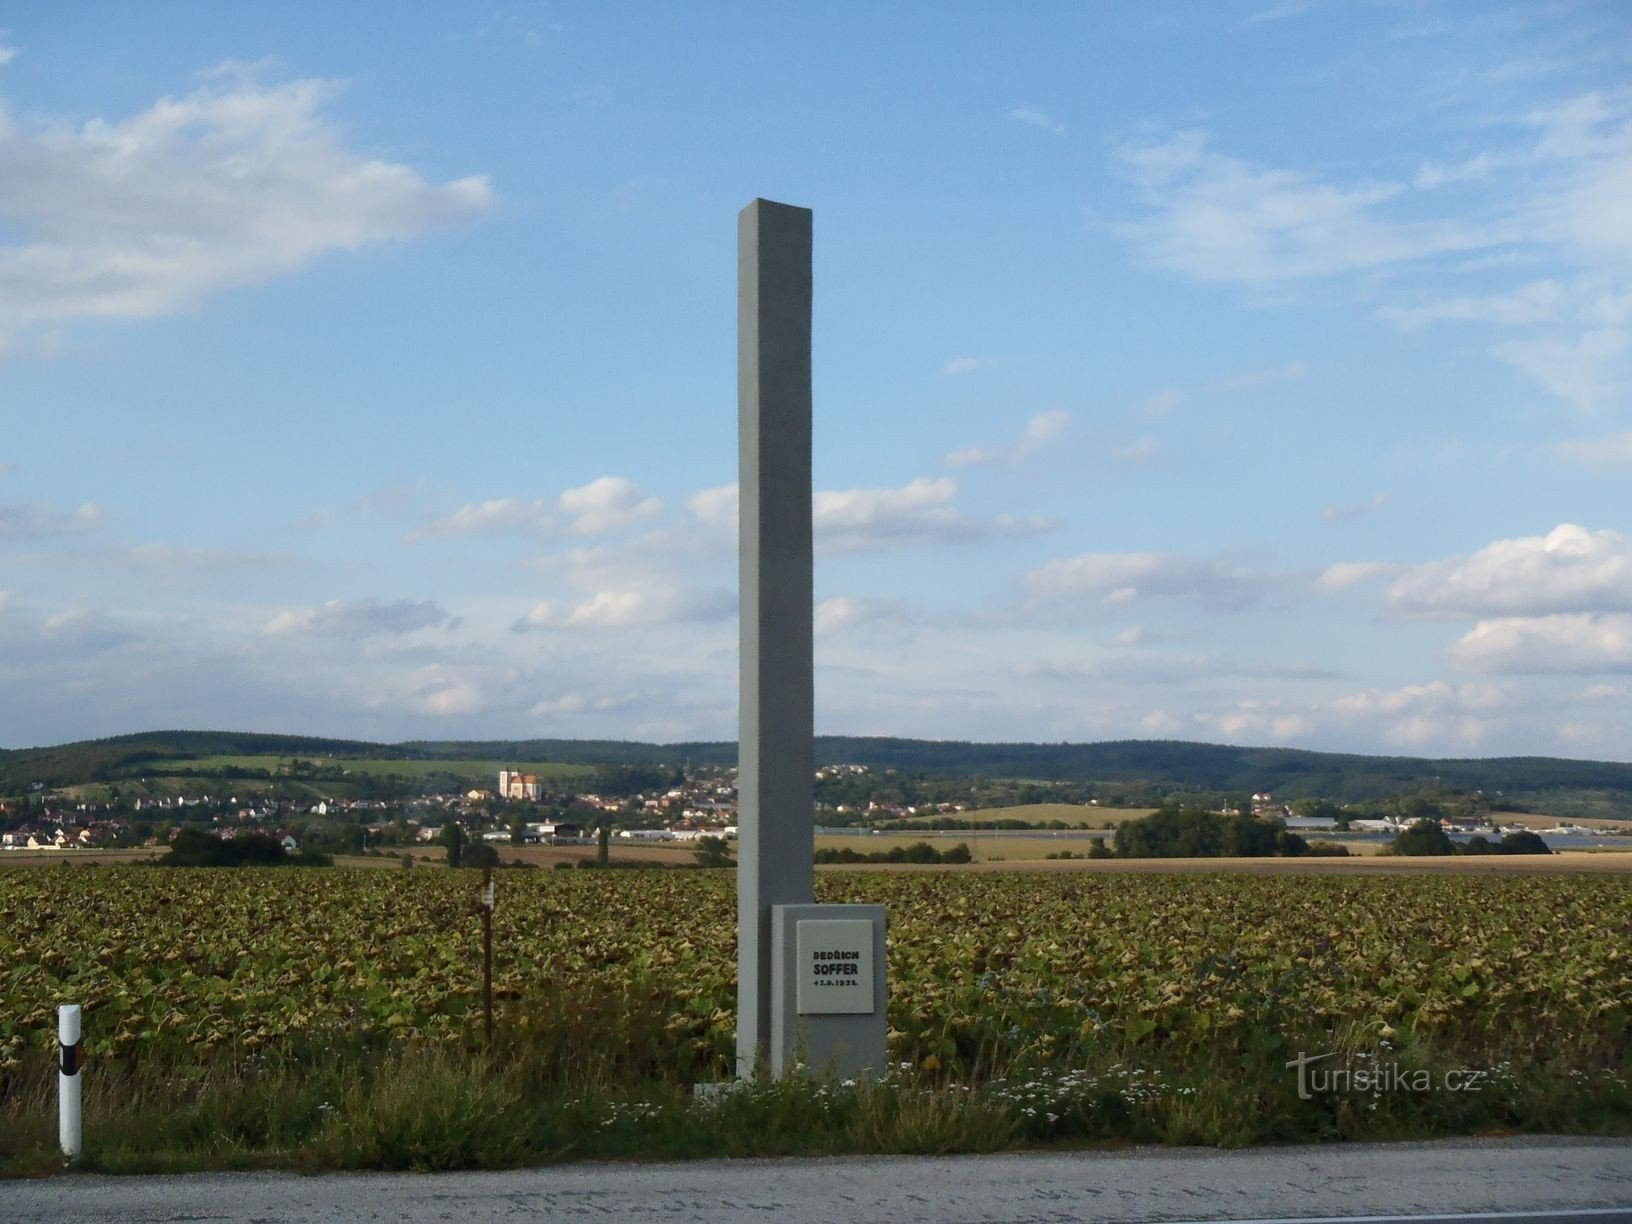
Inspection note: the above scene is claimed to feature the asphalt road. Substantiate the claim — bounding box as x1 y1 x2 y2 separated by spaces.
3 1137 1630 1223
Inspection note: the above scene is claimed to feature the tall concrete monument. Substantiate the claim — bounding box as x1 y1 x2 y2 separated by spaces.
736 199 885 1081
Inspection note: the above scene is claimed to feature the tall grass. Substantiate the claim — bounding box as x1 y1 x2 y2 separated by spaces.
2 982 1627 1175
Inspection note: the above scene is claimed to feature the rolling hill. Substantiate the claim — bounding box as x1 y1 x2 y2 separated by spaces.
2 730 1630 818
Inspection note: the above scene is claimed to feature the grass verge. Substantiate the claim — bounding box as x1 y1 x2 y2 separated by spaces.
2 1027 1627 1176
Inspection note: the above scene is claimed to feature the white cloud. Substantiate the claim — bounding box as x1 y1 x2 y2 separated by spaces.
512 585 733 631
1327 679 1503 748
943 447 995 468
1018 409 1070 455
945 410 1071 468
557 476 661 535
1449 612 1632 674
1116 131 1501 283
686 484 738 530
1315 560 1395 591
1110 436 1160 465
1386 524 1632 617
0 500 103 541
0 42 15 66
813 476 1051 553
1414 152 1505 190
815 476 962 547
1139 709 1185 735
414 679 486 717
418 497 554 538
1379 280 1570 329
37 608 136 651
0 64 493 347
1024 550 1267 609
1554 429 1632 470
1492 327 1627 412
1007 107 1064 135
942 356 988 375
814 596 917 639
264 598 458 639
0 589 10 615
418 477 660 539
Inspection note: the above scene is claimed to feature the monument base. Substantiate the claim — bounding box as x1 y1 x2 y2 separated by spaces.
768 903 887 1080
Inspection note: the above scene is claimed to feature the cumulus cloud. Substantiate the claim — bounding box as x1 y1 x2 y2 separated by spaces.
1328 680 1504 748
0 64 493 348
1315 560 1396 591
815 476 1048 553
943 446 995 468
1449 612 1632 674
1386 524 1632 617
418 497 554 537
689 475 1049 553
814 596 918 639
264 598 459 639
511 585 733 631
1024 550 1267 609
558 476 661 534
419 477 660 539
815 477 960 547
686 484 738 530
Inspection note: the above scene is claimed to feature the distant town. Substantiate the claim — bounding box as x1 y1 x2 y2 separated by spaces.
0 754 1625 858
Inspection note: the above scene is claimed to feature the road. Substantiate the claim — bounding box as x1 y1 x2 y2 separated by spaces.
3 1136 1631 1222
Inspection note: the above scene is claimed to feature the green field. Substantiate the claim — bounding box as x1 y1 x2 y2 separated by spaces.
885 803 1157 827
0 866 1627 1168
132 756 593 784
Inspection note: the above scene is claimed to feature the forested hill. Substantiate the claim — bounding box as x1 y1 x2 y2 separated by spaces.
3 729 1631 815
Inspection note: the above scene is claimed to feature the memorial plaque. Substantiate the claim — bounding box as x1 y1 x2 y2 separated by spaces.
796 919 876 1015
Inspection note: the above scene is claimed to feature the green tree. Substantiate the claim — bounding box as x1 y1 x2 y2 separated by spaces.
464 841 501 870
1498 830 1551 855
693 835 733 867
1390 820 1455 856
440 822 466 869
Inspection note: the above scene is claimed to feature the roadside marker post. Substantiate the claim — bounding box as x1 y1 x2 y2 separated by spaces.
480 866 495 1045
58 1003 82 1158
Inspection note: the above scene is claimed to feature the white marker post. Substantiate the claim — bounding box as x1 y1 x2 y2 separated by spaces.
58 1003 82 1158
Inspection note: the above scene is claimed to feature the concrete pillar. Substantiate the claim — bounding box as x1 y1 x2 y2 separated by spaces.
736 198 816 1077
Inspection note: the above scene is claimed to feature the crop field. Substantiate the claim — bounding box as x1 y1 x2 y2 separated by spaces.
2 867 1628 1079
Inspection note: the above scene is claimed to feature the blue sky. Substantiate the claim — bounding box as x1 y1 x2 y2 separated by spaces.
1 1 1629 757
